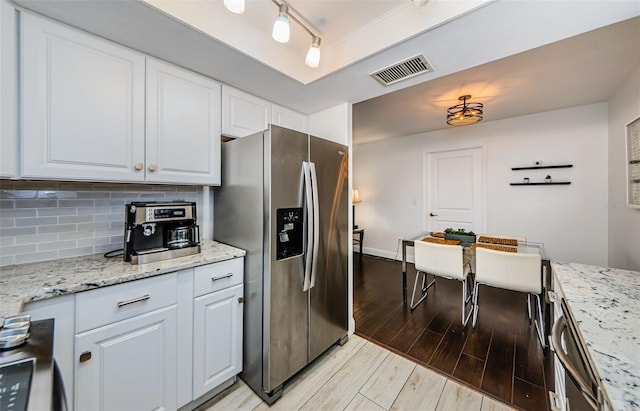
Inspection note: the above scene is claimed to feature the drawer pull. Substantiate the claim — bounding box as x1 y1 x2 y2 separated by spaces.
211 273 234 282
117 294 150 308
79 351 92 363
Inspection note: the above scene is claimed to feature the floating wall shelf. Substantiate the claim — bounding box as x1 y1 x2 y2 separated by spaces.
511 164 573 171
510 181 571 186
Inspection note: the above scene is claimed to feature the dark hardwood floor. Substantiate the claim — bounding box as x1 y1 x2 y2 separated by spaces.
353 254 554 411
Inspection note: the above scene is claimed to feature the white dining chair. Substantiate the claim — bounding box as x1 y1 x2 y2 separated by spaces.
411 240 474 326
472 247 544 346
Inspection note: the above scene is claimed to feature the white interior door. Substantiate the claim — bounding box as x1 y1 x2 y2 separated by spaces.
424 148 483 233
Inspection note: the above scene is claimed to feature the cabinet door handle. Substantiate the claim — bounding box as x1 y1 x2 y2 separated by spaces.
79 351 92 363
238 297 245 304
134 163 144 170
211 273 234 282
117 294 150 308
429 212 438 217
148 164 158 172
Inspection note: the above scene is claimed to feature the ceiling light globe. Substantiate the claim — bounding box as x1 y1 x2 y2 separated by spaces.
223 0 245 14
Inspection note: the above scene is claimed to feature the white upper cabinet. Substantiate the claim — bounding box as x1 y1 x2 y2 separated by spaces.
222 85 271 138
146 58 221 185
20 13 222 185
272 104 308 134
21 12 146 182
0 0 17 178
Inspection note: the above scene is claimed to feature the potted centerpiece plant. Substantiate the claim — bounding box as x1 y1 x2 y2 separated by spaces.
443 228 476 244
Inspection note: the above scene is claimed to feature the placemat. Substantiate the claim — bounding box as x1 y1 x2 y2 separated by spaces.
421 237 460 245
470 243 518 253
477 236 518 246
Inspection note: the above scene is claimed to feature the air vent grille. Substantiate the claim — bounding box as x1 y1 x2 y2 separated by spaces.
370 54 433 86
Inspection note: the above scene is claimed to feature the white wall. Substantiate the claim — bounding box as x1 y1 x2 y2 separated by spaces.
354 103 609 266
308 102 351 146
608 66 640 271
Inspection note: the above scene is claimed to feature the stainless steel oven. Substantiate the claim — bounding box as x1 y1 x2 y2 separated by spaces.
0 318 67 411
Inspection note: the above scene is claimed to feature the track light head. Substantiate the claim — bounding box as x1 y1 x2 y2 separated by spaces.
305 36 321 68
272 4 290 43
223 0 245 14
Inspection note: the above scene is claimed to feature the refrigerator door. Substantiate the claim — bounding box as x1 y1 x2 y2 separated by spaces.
308 136 349 360
265 125 310 391
214 131 265 393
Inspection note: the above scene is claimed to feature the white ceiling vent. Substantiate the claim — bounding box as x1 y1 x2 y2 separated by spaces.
370 54 433 86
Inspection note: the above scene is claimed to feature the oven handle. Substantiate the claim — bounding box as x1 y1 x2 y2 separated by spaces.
550 315 599 410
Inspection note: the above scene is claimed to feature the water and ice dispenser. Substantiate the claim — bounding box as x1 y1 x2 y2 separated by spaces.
276 208 303 260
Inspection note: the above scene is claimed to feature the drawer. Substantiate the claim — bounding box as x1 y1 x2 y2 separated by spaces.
194 258 244 297
76 273 178 333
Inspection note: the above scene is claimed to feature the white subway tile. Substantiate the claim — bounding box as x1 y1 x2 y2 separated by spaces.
38 240 77 252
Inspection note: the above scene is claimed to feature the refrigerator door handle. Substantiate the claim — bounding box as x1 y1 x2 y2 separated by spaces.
309 162 320 289
302 162 314 292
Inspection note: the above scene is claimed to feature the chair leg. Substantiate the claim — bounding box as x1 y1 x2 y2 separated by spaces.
472 282 480 328
410 271 435 311
534 294 545 348
461 277 473 327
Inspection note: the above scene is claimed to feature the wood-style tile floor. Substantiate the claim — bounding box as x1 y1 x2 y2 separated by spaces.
200 334 515 411
353 254 554 411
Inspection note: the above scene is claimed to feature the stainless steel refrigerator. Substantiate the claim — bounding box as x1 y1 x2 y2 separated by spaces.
214 125 349 404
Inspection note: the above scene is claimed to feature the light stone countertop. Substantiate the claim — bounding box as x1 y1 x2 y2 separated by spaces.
551 261 640 411
0 239 245 323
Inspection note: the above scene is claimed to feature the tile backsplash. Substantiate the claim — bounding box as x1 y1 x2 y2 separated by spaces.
0 180 201 266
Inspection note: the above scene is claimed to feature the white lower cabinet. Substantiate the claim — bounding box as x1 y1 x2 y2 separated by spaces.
193 283 243 398
75 306 178 411
21 257 244 411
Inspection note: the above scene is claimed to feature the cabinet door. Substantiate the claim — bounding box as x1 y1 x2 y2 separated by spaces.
146 58 221 185
222 85 270 137
75 306 177 411
1 0 17 178
21 12 145 182
272 104 308 134
193 284 243 398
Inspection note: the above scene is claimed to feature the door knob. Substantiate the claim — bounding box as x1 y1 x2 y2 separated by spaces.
429 213 438 217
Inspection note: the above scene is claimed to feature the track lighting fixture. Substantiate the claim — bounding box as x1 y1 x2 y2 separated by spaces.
223 0 245 14
222 0 322 68
272 4 290 43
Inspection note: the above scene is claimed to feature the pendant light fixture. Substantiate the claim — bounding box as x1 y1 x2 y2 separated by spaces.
272 4 290 43
305 36 321 68
223 0 245 14
447 95 484 126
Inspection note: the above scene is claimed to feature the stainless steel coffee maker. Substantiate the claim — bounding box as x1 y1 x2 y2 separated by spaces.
124 201 201 264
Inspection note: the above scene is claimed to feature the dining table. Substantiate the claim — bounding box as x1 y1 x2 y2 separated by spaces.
400 231 552 341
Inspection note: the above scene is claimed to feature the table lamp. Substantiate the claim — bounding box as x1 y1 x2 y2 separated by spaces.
352 188 361 229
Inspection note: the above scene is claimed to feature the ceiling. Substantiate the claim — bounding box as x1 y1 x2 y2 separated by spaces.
12 0 640 144
354 15 640 144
